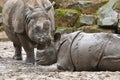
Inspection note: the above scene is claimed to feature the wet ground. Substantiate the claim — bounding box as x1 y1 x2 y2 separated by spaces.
0 31 120 80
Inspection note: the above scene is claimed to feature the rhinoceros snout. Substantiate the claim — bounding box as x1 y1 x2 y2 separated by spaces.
36 46 57 65
38 37 44 43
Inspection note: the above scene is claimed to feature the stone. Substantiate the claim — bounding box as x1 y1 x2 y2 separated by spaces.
80 14 96 26
55 9 79 27
97 0 118 26
56 27 73 34
113 0 120 13
77 25 115 33
67 1 94 11
0 14 2 25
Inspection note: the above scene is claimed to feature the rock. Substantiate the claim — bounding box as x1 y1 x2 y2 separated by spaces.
77 25 115 33
80 14 96 26
66 0 108 14
97 0 118 26
67 1 94 11
112 0 120 33
56 27 74 34
49 0 76 8
82 0 108 14
0 13 2 25
0 17 2 26
0 18 2 25
113 0 120 13
55 9 79 27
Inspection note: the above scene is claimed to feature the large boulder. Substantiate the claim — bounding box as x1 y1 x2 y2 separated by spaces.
97 0 118 26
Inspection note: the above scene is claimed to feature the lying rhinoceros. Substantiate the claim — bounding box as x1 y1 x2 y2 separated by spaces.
36 31 120 71
2 0 55 64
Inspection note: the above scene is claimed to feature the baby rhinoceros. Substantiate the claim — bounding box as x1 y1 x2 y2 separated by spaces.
2 0 55 64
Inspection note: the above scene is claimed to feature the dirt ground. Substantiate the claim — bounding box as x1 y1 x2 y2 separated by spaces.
0 41 120 80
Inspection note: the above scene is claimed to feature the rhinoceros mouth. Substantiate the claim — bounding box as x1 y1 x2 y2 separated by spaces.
37 43 46 50
36 46 57 65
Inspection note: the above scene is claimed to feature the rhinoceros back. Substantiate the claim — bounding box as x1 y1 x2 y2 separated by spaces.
2 0 55 33
71 32 112 71
2 0 25 33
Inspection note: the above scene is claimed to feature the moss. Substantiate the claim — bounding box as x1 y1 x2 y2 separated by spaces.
55 8 81 28
57 26 67 29
82 0 109 15
0 25 3 32
0 6 2 13
56 26 76 34
77 25 115 33
55 8 80 17
103 0 109 2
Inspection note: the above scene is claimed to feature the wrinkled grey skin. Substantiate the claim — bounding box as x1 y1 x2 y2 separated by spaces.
2 0 55 64
37 31 120 71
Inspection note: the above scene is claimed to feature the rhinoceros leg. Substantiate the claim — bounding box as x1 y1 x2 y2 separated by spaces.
4 26 22 60
17 34 35 64
13 43 22 60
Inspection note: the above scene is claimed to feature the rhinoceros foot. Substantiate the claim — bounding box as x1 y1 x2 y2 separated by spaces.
13 55 22 60
25 57 35 65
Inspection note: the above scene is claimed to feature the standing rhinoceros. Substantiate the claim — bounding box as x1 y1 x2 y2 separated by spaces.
36 31 120 71
2 0 55 64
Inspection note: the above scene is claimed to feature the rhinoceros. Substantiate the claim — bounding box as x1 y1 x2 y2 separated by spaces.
36 31 120 71
2 0 55 64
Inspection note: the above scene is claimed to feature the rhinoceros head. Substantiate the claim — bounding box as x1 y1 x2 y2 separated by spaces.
36 33 62 65
36 43 57 65
25 4 54 46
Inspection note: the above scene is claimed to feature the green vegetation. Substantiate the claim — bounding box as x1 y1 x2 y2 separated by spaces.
0 25 3 32
55 8 80 28
56 26 75 34
0 6 2 13
55 8 80 17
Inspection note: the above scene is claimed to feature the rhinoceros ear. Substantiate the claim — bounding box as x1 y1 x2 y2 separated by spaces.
54 32 61 42
45 2 55 12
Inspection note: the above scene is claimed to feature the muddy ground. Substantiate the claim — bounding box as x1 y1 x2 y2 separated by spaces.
0 40 120 80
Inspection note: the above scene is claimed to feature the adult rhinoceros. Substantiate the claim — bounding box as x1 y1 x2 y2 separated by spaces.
2 0 55 64
36 31 120 71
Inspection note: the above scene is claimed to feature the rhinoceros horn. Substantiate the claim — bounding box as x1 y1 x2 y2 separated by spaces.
45 1 55 12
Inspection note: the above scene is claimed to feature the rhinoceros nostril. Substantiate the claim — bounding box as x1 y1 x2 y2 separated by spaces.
40 37 46 43
37 37 43 43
